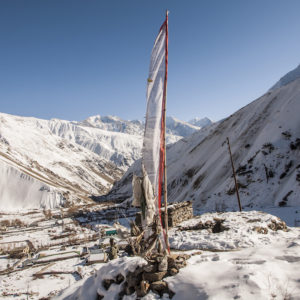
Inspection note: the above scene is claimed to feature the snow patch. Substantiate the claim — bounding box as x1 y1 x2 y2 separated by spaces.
0 159 64 210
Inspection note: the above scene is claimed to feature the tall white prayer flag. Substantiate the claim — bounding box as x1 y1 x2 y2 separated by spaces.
143 15 168 212
142 12 169 251
132 12 169 251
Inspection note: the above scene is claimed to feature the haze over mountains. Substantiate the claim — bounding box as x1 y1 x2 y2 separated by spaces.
0 112 211 210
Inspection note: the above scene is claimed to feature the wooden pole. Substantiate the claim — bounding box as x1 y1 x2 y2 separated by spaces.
163 10 170 251
226 137 242 212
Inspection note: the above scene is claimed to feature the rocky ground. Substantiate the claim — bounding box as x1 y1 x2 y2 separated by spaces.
44 209 300 300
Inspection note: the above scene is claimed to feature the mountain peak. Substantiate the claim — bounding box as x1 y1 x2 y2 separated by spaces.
188 117 213 128
166 116 203 137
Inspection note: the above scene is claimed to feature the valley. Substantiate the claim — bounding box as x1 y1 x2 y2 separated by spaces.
0 64 300 299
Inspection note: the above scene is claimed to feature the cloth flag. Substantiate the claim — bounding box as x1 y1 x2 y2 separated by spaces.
142 15 168 229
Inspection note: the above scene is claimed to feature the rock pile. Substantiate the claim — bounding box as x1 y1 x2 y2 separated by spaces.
253 218 288 234
97 253 190 299
179 217 229 233
267 218 288 231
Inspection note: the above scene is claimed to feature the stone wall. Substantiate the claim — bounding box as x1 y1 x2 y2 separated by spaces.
135 201 193 228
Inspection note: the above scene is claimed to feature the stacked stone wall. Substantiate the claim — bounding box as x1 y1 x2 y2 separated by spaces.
136 201 193 228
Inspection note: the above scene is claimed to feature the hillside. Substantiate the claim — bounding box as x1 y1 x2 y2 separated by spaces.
48 117 142 170
0 113 210 210
270 63 300 91
105 76 300 213
48 115 211 169
0 113 124 210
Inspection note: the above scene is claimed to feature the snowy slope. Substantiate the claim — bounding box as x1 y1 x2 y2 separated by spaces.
0 113 124 210
49 115 204 169
0 112 206 210
105 77 300 211
0 158 64 210
48 118 143 169
100 122 219 203
165 78 300 211
270 63 300 91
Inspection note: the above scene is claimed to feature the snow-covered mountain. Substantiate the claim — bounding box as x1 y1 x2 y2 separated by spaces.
166 116 204 137
0 113 124 210
0 112 207 210
48 118 142 170
105 71 300 211
270 63 300 91
188 117 213 128
81 115 212 138
48 115 205 169
81 115 144 135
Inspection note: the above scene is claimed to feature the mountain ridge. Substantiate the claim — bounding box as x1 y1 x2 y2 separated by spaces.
104 77 300 211
0 112 210 210
270 63 300 91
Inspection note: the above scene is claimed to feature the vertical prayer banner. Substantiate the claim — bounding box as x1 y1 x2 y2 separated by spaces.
132 12 169 251
143 16 168 213
141 12 169 251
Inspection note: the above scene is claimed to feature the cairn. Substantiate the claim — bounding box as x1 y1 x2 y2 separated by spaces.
101 217 190 298
97 251 190 299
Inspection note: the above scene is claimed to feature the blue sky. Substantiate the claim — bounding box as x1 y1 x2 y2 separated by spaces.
1 0 300 122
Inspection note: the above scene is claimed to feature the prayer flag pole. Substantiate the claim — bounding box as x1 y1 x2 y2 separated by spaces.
134 10 170 254
163 10 170 251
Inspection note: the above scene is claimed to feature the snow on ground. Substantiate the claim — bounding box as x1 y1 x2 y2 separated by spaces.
169 211 296 251
0 207 109 299
55 257 147 300
52 210 300 300
166 239 300 300
1 255 85 299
